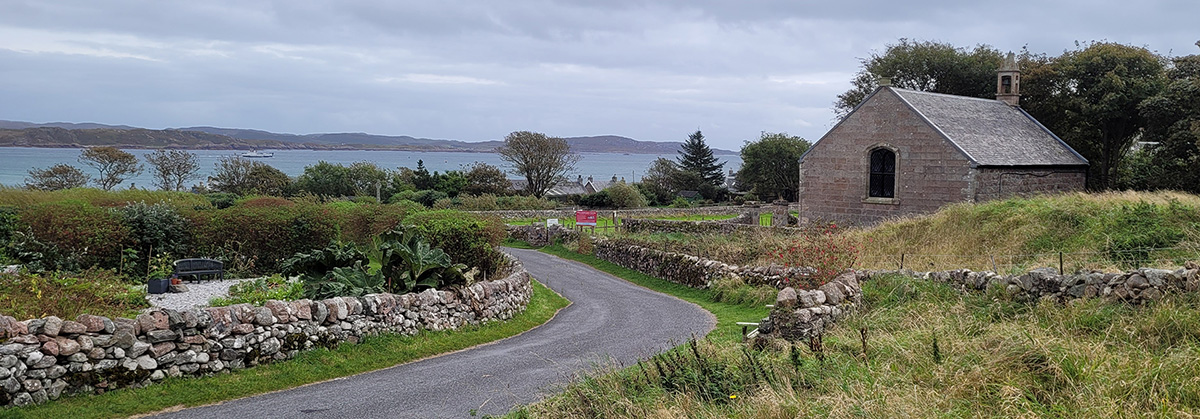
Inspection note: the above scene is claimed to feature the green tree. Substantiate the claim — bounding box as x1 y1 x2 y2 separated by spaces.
79 146 143 190
347 162 392 199
24 164 90 191
434 170 467 197
1022 42 1167 189
676 130 725 187
144 149 200 191
463 162 511 196
736 132 811 201
1133 45 1200 192
835 39 1004 117
296 161 352 197
209 157 292 196
497 131 580 198
638 158 680 205
606 181 648 209
411 160 436 191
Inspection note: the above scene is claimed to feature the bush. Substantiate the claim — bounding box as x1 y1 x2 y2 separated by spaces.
432 197 456 210
579 190 611 208
496 195 557 210
14 201 133 271
669 196 692 208
411 190 449 208
333 203 412 245
607 183 648 209
209 275 304 306
204 192 237 209
458 194 500 211
771 223 861 288
190 203 339 273
405 210 506 277
112 201 191 273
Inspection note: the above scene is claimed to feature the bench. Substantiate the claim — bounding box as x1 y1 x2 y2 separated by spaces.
173 258 224 282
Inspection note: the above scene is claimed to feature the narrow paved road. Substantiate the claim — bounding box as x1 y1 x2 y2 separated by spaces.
154 248 714 418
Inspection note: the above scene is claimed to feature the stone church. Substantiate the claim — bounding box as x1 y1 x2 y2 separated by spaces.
798 56 1089 225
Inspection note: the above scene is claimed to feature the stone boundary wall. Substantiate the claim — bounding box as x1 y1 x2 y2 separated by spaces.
865 263 1200 305
593 239 811 289
621 218 809 236
475 205 750 221
0 254 533 408
758 271 864 342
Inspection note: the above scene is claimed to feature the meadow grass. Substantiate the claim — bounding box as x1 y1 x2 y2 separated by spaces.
3 280 569 419
511 273 1200 418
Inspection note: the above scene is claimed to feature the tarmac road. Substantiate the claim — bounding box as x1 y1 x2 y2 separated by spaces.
153 247 715 418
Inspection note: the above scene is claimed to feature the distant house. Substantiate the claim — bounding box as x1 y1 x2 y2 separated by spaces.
798 55 1088 225
509 175 618 199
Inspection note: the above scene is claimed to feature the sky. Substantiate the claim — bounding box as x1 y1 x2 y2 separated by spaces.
1 1 1197 151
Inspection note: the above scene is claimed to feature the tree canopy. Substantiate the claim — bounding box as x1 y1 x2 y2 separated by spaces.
209 157 292 196
79 146 142 190
736 132 810 201
1126 45 1200 192
497 131 579 198
25 164 90 191
835 39 1004 117
144 149 200 191
676 130 725 187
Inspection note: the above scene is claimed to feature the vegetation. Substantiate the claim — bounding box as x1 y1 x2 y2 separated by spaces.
144 149 200 191
24 164 90 191
7 280 569 419
513 273 1200 417
498 131 580 198
0 269 148 320
735 132 810 201
78 147 142 191
676 130 726 188
207 156 292 196
209 275 304 306
1124 46 1200 193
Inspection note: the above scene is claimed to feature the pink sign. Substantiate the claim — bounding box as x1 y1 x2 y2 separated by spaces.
575 210 598 226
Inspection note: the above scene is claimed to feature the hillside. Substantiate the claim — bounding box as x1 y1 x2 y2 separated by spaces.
0 119 736 154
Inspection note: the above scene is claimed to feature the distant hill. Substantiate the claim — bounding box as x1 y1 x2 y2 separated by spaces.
0 120 736 154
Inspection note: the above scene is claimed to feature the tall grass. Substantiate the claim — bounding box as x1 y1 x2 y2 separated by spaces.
0 187 210 208
513 273 1200 418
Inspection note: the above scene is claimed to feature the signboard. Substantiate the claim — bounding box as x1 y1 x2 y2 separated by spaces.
546 218 559 226
575 210 598 226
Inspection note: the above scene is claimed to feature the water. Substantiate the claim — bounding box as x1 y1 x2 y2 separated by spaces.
0 147 742 189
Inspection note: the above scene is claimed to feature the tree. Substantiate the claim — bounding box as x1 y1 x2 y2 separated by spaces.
835 39 1004 117
1133 44 1200 192
79 146 142 190
347 162 391 198
736 132 811 201
1022 42 1167 189
210 157 292 196
497 131 580 198
638 158 681 205
676 130 725 187
25 164 90 191
296 161 352 197
463 162 512 196
606 181 648 209
144 149 200 191
411 160 436 191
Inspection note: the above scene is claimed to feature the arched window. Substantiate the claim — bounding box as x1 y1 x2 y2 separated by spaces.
869 148 895 198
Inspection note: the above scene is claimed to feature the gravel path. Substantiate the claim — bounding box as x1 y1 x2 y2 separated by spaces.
146 278 255 311
152 247 715 418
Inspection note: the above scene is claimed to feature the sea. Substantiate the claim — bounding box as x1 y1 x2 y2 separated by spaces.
0 147 742 189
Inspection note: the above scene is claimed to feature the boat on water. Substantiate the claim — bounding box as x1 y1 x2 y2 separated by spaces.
241 150 274 158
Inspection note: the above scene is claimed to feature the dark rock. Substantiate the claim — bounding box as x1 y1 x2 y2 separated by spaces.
146 330 178 343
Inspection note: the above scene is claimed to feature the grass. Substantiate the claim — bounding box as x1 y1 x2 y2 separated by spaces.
0 269 148 320
4 280 569 419
512 273 1200 418
0 187 210 209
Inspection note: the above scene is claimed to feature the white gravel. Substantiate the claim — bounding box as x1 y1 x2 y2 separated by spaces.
146 278 255 312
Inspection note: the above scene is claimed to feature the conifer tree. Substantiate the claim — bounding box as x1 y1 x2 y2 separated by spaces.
676 130 725 187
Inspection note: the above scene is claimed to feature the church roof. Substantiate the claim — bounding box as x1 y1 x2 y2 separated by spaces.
889 87 1088 167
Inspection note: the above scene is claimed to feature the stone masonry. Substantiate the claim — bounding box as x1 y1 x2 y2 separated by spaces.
0 254 533 408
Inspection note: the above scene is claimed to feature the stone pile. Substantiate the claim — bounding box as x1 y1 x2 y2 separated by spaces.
865 262 1200 304
593 239 813 288
0 256 532 408
757 271 864 341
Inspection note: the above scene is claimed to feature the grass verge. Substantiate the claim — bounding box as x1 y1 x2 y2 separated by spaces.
4 280 569 419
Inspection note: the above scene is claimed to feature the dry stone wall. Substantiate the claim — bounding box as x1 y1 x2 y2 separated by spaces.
867 262 1200 305
477 205 750 221
0 255 533 408
593 239 809 289
757 271 864 342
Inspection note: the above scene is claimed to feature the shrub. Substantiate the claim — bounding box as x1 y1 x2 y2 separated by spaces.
579 190 612 208
15 201 132 271
405 210 506 277
771 223 861 288
607 183 648 209
334 203 411 245
112 201 191 273
204 192 237 209
432 197 456 210
190 203 339 273
496 195 557 210
209 275 304 306
458 194 500 211
669 196 692 208
411 190 449 208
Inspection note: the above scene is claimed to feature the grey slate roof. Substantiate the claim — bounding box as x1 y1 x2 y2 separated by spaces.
890 88 1088 167
509 179 587 197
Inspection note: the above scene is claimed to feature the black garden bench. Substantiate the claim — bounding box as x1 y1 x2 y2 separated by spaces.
173 258 225 282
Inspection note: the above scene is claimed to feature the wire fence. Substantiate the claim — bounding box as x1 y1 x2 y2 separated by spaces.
857 245 1200 274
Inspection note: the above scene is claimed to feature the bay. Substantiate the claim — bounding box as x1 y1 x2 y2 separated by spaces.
0 147 742 189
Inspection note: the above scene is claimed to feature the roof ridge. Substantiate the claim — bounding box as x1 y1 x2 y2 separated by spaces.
891 88 1003 104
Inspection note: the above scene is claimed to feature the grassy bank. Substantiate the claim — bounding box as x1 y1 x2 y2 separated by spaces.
512 273 1200 417
5 280 569 419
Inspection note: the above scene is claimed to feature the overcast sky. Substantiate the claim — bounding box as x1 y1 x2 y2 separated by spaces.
1 1 1196 151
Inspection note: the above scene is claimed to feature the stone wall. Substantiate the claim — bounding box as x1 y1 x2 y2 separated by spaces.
621 218 807 236
972 168 1088 202
0 255 533 408
506 225 579 247
477 205 751 221
757 271 864 342
593 239 810 289
867 263 1200 305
